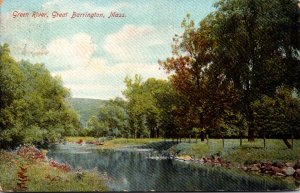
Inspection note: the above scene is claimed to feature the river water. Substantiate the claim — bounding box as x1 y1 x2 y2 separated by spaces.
47 144 293 191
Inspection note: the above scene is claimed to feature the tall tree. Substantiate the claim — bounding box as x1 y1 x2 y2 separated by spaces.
87 116 109 137
97 97 128 137
123 75 148 138
0 44 80 148
159 14 239 136
123 75 181 138
212 0 300 141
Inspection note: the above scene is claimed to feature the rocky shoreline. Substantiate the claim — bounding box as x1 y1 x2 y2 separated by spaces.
170 154 300 187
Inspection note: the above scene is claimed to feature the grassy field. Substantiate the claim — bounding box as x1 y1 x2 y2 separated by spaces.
0 147 107 192
99 138 163 148
65 136 98 143
65 137 164 148
65 137 300 164
168 138 300 164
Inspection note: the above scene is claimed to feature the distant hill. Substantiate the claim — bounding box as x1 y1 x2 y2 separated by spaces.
67 98 107 127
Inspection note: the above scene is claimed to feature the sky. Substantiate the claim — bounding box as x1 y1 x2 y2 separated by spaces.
0 0 216 99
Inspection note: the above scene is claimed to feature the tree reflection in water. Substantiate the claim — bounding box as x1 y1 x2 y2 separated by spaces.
47 144 292 191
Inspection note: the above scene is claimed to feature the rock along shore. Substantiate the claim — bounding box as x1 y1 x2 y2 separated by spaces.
169 154 300 186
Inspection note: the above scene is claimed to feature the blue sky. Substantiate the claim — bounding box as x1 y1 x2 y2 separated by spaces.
1 0 216 99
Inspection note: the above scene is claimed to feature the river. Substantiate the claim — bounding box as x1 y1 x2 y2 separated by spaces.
47 144 293 191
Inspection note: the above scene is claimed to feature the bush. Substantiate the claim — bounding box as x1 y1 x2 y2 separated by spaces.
0 146 108 192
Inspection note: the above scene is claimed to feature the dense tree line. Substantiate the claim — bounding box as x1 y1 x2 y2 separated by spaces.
88 0 300 148
86 97 128 137
159 0 300 145
0 44 80 149
86 77 179 138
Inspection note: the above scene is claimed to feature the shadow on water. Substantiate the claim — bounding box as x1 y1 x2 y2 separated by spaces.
136 141 179 151
47 144 293 191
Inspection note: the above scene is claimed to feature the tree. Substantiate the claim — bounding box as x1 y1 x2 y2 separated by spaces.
0 44 24 145
97 97 128 137
159 14 239 137
152 80 183 139
212 0 300 141
18 61 80 144
160 0 299 141
0 44 80 148
123 75 183 138
87 116 109 137
122 75 147 138
252 86 300 148
142 78 171 138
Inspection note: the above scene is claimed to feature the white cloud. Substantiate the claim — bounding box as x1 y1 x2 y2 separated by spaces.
52 61 168 99
88 59 167 78
53 61 167 87
1 6 170 99
105 25 157 45
104 24 167 63
45 33 96 71
37 30 167 99
64 83 123 99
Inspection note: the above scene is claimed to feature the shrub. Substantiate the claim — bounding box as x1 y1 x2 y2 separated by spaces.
16 145 45 162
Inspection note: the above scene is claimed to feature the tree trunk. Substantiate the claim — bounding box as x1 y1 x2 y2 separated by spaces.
283 138 292 149
200 131 205 142
245 0 257 143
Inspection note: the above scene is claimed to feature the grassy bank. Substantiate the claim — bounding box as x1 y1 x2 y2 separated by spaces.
0 146 108 192
65 137 299 164
65 137 165 149
168 139 300 164
99 138 164 149
65 136 98 143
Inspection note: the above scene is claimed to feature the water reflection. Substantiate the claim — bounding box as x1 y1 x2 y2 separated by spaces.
47 144 292 191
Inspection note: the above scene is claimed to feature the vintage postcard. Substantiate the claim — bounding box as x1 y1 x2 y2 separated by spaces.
0 0 299 192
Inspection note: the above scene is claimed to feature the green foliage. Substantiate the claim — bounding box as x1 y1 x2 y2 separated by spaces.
98 97 128 137
159 0 300 140
212 111 248 137
0 149 107 192
67 98 106 127
211 0 300 140
87 116 109 137
87 97 128 137
252 86 300 138
160 13 240 136
123 75 180 138
123 75 147 138
0 44 80 148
